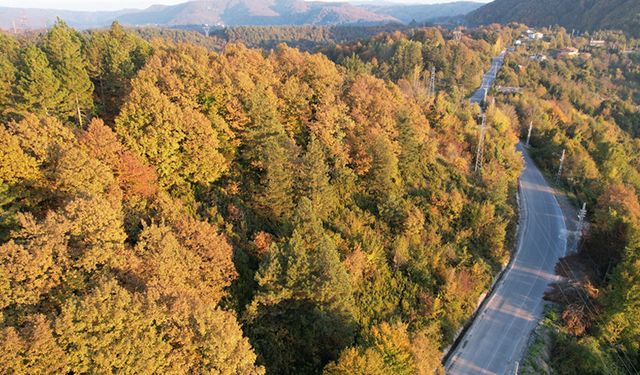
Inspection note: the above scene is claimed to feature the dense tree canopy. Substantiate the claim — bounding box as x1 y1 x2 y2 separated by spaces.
0 22 529 375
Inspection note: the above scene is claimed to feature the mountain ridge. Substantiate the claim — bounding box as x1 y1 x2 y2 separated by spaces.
0 0 482 30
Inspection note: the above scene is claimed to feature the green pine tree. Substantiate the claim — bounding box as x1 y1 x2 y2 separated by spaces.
237 87 297 230
256 198 352 308
0 55 15 119
85 21 151 121
13 45 65 118
298 137 337 220
249 198 355 374
0 32 18 119
41 19 94 127
256 138 296 230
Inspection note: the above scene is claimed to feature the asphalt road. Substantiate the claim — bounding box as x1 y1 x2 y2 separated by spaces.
469 51 507 105
445 144 568 375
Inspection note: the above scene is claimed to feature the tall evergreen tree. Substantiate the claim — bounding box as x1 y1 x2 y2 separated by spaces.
298 137 337 220
256 138 296 228
249 199 355 374
236 87 297 230
13 45 65 118
85 22 151 121
391 39 424 81
0 55 15 117
41 19 94 127
0 32 18 118
255 197 352 310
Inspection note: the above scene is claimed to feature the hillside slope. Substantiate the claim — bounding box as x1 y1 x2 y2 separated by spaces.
466 0 640 36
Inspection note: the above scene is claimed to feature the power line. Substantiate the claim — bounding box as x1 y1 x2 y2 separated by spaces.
575 202 587 254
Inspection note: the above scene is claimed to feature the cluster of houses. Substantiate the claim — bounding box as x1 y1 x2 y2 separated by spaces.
515 28 638 66
558 39 607 58
514 29 545 47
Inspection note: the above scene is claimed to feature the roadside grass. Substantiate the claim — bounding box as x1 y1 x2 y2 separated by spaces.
520 304 562 375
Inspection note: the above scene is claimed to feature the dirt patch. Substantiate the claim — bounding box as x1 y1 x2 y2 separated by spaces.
544 254 602 339
545 254 599 303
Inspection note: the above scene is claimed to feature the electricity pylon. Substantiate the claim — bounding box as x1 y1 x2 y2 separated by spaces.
428 66 436 97
475 113 487 172
577 203 587 237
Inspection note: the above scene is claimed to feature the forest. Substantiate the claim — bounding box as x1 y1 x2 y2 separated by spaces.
0 20 527 374
496 27 640 374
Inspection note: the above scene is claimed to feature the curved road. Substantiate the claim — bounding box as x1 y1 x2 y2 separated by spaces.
445 144 567 375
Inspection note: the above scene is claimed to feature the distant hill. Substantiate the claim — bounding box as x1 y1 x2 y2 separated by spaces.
363 2 482 24
113 0 398 27
0 0 482 30
466 0 640 36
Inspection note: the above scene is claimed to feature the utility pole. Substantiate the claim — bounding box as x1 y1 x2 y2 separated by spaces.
75 94 83 128
203 24 210 37
428 66 436 97
514 361 519 375
475 113 487 172
571 202 588 255
578 202 587 236
525 121 533 146
556 149 565 183
483 88 488 108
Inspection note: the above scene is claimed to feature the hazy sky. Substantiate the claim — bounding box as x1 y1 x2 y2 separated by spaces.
0 0 489 11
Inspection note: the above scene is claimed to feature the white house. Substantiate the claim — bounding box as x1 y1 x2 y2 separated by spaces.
526 30 544 40
529 54 548 62
559 47 580 58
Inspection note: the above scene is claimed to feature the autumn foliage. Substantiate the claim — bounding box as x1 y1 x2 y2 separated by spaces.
0 21 524 374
